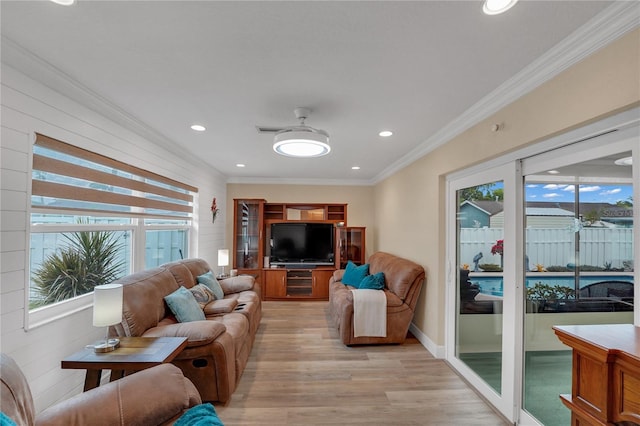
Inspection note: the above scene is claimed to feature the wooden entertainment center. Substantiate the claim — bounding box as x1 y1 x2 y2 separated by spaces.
232 199 366 300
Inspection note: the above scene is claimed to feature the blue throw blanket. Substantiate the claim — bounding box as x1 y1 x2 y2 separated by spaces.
175 403 224 426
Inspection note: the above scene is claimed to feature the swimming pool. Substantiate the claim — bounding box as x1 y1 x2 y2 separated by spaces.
470 274 634 297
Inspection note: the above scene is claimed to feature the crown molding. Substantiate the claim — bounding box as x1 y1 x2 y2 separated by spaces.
1 35 209 169
226 176 375 186
372 1 640 185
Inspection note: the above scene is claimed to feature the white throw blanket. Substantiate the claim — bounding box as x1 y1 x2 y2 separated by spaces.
350 289 387 337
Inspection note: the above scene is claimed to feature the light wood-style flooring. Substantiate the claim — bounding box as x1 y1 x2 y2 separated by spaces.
215 301 508 425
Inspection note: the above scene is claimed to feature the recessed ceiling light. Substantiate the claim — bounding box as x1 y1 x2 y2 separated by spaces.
547 170 560 175
379 130 393 137
352 166 361 170
236 164 246 168
190 124 206 132
614 156 632 166
50 0 76 5
483 0 518 15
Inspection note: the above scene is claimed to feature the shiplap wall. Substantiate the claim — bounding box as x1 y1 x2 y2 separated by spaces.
0 64 227 413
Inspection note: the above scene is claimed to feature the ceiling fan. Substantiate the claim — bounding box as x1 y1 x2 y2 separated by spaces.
256 107 331 158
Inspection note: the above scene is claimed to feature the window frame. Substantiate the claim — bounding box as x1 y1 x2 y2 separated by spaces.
26 134 197 330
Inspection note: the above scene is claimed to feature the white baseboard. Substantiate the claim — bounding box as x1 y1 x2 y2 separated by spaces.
409 323 445 359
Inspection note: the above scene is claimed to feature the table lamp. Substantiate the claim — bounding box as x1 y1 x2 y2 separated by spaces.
92 283 123 353
218 249 229 278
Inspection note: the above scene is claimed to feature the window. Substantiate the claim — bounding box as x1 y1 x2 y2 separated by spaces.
29 133 197 323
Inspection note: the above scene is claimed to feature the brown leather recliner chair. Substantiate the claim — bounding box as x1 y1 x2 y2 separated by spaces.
0 353 201 426
328 251 426 345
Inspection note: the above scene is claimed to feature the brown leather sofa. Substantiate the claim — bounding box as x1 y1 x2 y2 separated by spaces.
328 251 426 345
110 258 261 403
1 353 201 426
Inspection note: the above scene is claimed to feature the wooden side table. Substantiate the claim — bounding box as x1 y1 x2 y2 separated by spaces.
62 336 188 391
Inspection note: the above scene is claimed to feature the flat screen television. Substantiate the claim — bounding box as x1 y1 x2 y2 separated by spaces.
270 222 335 266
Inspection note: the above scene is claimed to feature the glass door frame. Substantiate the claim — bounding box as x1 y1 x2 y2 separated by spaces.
445 108 639 425
445 162 524 422
517 123 638 425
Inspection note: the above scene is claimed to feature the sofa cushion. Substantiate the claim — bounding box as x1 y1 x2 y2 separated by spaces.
142 321 226 348
116 267 180 337
197 271 224 300
189 284 216 308
203 298 238 315
368 252 424 301
342 261 369 288
359 272 385 290
165 287 206 322
219 276 254 294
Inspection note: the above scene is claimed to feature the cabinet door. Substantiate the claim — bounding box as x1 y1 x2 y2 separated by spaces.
338 227 366 269
264 270 286 298
312 270 333 299
233 199 264 270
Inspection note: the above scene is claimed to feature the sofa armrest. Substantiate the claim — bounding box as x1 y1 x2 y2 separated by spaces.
203 298 238 315
142 321 226 348
219 275 255 295
332 269 345 283
36 364 201 426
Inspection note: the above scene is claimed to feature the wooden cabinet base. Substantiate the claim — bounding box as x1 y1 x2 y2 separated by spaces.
554 324 640 426
264 268 333 300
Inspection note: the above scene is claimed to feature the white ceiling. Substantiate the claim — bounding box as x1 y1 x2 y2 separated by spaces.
2 1 633 185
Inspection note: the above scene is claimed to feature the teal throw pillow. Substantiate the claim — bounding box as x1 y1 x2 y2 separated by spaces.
342 261 369 288
197 271 224 300
358 272 385 290
164 286 206 323
175 403 224 426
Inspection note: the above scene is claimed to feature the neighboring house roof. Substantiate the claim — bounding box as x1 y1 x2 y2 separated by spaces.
526 201 632 216
525 207 574 217
460 200 504 215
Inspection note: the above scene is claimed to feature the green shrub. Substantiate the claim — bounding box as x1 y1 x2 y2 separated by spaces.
31 229 125 308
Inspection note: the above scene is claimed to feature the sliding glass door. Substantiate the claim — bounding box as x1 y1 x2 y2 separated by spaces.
519 131 636 425
447 164 521 420
447 118 638 425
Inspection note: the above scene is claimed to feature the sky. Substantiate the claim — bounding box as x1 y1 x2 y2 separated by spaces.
524 183 633 204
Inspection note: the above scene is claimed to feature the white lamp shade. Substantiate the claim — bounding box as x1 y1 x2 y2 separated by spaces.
218 249 229 267
93 284 123 327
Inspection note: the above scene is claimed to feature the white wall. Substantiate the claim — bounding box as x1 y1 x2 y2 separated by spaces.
0 64 226 413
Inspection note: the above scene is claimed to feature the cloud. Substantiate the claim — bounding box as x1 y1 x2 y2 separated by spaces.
543 184 566 190
562 185 576 192
543 193 561 198
526 184 538 188
600 188 621 195
579 185 601 192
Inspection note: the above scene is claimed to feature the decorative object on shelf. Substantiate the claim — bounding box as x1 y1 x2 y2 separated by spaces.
217 249 229 278
92 283 123 353
211 197 219 223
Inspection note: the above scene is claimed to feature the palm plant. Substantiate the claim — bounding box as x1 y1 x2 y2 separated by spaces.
31 229 125 308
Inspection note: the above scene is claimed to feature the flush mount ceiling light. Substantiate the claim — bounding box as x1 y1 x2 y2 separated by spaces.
50 0 76 5
614 156 633 166
483 0 518 15
261 108 330 158
379 130 393 137
190 124 206 132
